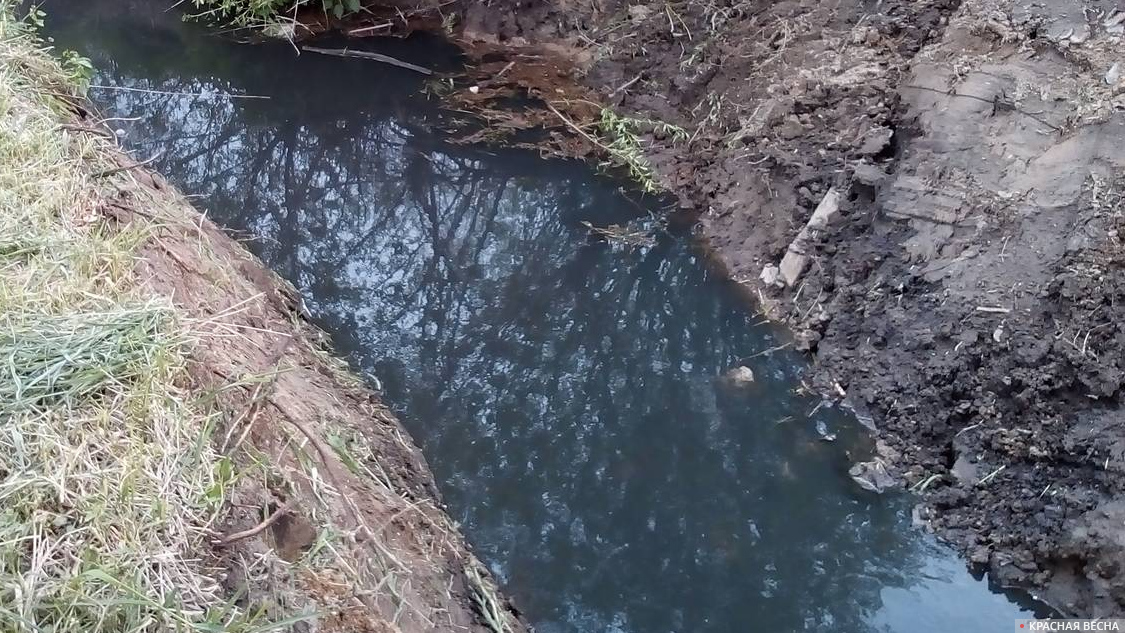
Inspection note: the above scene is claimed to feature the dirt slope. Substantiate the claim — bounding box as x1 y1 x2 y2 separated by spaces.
100 128 524 632
333 0 1125 616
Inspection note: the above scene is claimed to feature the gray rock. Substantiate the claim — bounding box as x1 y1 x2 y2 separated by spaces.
1106 63 1121 86
778 250 808 287
722 366 756 387
951 454 980 484
779 187 841 286
849 458 896 493
759 263 780 286
794 328 822 351
858 126 893 155
852 162 887 186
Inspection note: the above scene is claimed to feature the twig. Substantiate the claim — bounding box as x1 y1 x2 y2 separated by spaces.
266 396 368 530
807 400 825 418
347 22 393 35
977 464 1007 486
738 341 791 361
219 500 296 545
975 306 1011 314
545 101 610 151
900 84 1060 131
610 73 643 96
59 123 115 139
302 46 433 75
93 150 164 178
911 473 942 492
221 334 295 454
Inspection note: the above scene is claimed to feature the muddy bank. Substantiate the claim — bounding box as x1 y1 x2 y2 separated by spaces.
314 0 1125 617
64 73 523 633
119 163 523 632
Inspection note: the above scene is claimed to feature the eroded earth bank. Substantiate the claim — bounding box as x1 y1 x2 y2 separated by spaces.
320 0 1125 617
0 11 523 631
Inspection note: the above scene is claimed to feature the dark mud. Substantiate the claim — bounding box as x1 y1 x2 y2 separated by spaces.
324 0 1125 617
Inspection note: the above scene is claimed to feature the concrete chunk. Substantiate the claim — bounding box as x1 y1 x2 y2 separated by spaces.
778 187 841 286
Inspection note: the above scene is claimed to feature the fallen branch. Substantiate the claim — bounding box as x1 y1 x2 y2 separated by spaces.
219 500 296 545
302 46 433 75
93 150 164 178
545 101 613 152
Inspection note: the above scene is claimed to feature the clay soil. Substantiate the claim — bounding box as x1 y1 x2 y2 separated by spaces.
321 0 1125 618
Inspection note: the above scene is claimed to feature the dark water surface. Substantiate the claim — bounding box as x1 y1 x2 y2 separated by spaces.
42 3 1038 630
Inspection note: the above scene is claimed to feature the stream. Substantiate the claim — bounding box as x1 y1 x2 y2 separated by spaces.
42 2 1041 631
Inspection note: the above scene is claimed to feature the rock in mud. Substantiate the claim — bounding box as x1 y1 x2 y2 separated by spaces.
849 458 897 494
858 126 893 156
1106 62 1121 86
759 264 781 287
778 188 842 287
722 366 756 388
852 162 888 187
794 328 822 352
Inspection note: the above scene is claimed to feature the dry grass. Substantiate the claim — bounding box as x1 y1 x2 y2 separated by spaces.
0 5 295 631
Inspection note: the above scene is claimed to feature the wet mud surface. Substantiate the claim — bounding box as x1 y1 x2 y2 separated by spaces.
408 0 1125 617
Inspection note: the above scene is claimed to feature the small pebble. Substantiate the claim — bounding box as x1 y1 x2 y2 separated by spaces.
1106 63 1121 86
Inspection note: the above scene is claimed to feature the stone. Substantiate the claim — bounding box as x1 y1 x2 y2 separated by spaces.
970 547 991 565
777 115 806 140
778 187 842 286
806 187 841 229
759 263 780 286
852 162 887 186
627 5 653 22
778 250 808 287
738 98 785 138
1106 63 1121 86
951 454 980 484
793 328 821 351
722 366 756 387
849 458 896 493
858 126 893 155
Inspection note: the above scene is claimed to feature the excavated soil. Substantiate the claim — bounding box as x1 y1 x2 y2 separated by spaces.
321 0 1125 618
91 125 524 632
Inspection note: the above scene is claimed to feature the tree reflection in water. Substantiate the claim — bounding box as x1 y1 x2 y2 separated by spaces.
42 4 1035 631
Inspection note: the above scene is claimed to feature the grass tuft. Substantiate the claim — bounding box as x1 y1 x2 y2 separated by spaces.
0 308 171 417
597 108 687 194
188 0 363 30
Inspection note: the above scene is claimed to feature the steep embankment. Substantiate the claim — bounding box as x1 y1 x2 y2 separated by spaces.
0 9 521 633
266 0 1125 617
